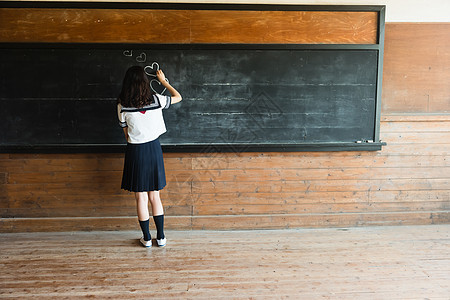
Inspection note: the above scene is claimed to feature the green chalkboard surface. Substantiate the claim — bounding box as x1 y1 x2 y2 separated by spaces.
0 45 381 152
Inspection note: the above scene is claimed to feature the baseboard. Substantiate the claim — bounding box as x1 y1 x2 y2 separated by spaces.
1 211 449 233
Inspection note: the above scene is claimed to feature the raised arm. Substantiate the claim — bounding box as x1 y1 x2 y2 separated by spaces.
156 70 182 104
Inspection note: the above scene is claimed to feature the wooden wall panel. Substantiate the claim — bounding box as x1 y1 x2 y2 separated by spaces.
190 10 378 44
1 7 449 231
0 8 378 44
1 115 449 232
382 23 450 113
0 8 192 43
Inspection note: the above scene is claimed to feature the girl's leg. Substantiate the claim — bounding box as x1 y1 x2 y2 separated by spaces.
135 192 150 221
135 192 151 242
148 191 164 216
149 191 165 242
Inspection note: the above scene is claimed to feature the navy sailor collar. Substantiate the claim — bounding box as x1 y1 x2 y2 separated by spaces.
120 95 161 113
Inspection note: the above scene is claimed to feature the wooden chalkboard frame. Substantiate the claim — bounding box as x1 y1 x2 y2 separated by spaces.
0 2 386 153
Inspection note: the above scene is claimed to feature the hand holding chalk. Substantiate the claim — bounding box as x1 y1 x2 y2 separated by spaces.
156 70 167 84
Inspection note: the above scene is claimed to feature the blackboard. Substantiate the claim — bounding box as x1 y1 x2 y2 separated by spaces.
0 45 383 152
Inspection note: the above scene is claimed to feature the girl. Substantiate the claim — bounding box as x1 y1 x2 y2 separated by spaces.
117 66 182 247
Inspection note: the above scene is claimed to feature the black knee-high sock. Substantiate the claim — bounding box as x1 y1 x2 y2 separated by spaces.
153 215 165 240
139 219 151 241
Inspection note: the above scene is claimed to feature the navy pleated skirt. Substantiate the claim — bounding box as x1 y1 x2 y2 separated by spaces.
121 138 166 192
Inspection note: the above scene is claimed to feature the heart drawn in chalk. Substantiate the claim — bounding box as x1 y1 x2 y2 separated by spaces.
123 50 133 57
144 62 160 77
150 78 169 94
136 52 146 63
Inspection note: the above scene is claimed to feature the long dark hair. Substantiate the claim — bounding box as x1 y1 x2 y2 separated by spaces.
118 66 153 108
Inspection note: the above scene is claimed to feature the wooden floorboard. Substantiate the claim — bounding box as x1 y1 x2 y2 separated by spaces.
1 225 449 299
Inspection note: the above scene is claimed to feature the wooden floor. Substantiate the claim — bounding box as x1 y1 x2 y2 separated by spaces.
1 225 449 299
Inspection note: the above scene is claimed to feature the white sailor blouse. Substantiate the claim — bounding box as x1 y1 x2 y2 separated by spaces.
117 94 171 144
